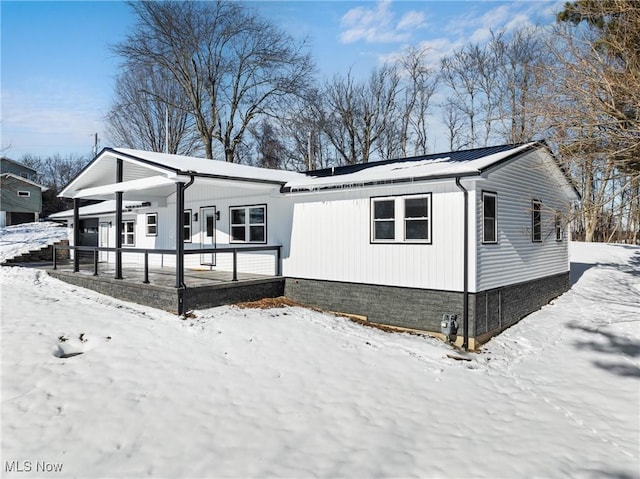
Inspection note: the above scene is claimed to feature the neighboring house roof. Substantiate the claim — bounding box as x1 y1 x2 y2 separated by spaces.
0 173 48 191
0 157 39 174
49 200 149 219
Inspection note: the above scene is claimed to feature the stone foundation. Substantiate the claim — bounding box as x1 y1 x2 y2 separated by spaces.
284 272 570 346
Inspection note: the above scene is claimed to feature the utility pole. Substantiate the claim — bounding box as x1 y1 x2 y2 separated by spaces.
93 133 99 156
307 131 313 171
165 106 169 154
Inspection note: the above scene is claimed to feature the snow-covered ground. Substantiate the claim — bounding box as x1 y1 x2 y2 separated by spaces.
1 224 639 478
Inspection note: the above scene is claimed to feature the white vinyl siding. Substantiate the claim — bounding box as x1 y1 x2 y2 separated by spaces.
286 184 462 291
475 150 572 292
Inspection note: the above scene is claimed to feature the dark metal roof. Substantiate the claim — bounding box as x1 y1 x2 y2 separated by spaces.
305 143 530 178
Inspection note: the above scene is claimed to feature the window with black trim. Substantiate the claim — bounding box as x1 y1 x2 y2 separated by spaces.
122 220 135 246
371 194 431 243
532 200 542 242
555 213 562 241
183 210 192 242
146 213 158 236
230 205 266 243
482 191 498 244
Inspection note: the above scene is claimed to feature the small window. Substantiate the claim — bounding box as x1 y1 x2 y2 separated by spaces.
17 190 30 198
121 220 135 246
555 213 562 241
372 199 395 241
532 200 542 242
482 192 498 244
183 210 192 242
230 205 266 243
146 213 158 236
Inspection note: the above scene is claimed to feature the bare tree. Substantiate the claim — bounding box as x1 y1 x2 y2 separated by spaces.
402 46 439 156
323 65 400 165
113 1 314 162
106 64 200 155
20 154 89 216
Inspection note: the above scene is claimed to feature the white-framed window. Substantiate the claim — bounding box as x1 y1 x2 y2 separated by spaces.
183 210 192 243
121 220 135 246
482 191 498 244
17 190 30 198
555 213 563 242
230 205 266 243
532 200 542 242
146 213 158 236
372 199 395 241
371 194 431 244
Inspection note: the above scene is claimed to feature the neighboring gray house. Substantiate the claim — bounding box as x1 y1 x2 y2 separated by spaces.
1 157 48 226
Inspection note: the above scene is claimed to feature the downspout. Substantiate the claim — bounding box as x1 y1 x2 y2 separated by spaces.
175 175 195 315
455 177 469 351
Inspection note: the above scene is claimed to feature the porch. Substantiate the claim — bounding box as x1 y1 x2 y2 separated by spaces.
46 244 284 314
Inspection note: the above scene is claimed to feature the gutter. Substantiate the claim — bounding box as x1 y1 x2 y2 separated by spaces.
455 177 469 350
176 175 195 315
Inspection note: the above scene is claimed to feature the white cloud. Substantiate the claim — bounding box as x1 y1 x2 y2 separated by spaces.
1 85 106 157
339 0 427 44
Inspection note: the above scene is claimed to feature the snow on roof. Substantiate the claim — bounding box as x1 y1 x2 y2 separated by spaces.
111 148 306 184
49 200 147 219
0 172 49 191
285 143 536 191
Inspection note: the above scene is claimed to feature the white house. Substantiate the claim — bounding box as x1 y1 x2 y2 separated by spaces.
53 142 579 348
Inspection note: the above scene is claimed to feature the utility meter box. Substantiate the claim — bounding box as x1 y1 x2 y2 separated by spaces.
441 314 458 337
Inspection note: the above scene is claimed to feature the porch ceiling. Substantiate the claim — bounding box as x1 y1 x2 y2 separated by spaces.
72 176 180 200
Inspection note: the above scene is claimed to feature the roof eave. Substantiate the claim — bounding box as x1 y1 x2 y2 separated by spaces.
282 171 480 193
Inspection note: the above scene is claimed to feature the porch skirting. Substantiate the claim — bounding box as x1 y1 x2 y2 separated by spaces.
48 269 284 314
284 272 570 347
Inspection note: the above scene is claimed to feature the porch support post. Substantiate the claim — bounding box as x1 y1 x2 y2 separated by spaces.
175 181 185 290
73 198 80 272
115 158 123 280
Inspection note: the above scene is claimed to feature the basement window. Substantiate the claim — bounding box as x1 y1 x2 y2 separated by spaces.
17 190 31 198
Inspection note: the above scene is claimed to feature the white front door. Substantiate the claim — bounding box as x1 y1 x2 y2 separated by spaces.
98 222 110 262
200 206 216 266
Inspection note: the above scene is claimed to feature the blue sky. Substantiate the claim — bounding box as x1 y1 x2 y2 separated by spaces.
1 0 563 160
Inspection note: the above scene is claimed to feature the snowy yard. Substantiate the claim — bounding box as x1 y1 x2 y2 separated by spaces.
1 224 639 478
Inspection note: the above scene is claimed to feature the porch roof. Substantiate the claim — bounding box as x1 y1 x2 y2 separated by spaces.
59 148 306 200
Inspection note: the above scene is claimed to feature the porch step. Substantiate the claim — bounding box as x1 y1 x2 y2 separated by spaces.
4 240 70 264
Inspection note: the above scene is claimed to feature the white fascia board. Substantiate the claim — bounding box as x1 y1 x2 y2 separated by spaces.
72 176 178 199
